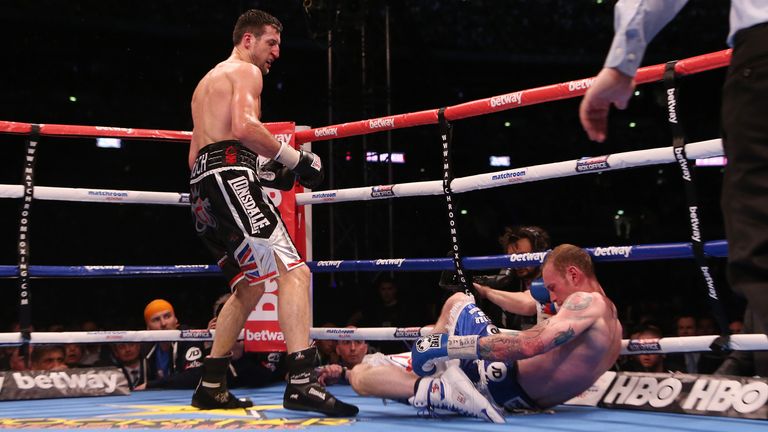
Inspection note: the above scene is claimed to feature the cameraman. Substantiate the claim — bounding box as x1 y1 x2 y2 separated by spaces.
472 226 551 330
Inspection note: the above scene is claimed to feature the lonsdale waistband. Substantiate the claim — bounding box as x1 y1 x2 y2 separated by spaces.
190 141 259 180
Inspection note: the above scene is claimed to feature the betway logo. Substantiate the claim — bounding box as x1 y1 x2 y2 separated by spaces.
274 134 293 145
568 78 595 92
369 117 395 129
314 127 338 137
316 260 343 268
375 258 406 267
592 246 633 258
667 88 678 124
689 206 701 241
12 371 119 393
490 92 523 108
509 252 547 263
674 147 691 181
228 176 271 234
246 329 285 341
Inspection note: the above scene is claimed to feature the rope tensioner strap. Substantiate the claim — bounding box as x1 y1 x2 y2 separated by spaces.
439 108 472 295
17 124 39 364
663 61 730 346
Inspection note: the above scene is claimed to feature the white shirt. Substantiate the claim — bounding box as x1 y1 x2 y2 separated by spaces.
606 0 768 76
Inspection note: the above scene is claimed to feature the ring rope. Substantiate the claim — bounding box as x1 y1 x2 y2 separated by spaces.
292 50 732 144
296 139 722 205
0 51 730 145
0 329 764 356
0 240 728 277
0 139 723 207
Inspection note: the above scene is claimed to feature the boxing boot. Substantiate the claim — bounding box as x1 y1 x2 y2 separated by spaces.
192 355 253 409
409 363 505 423
283 346 359 416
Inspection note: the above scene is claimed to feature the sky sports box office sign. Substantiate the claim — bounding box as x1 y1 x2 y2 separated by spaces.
0 367 129 400
566 371 767 420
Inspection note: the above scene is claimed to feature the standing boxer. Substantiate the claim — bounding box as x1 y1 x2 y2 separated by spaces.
188 9 357 416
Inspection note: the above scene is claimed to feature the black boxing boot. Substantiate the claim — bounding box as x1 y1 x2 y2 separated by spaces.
283 347 359 416
191 355 253 409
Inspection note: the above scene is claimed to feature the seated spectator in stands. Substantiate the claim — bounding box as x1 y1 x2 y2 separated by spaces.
208 293 285 389
64 343 85 368
31 345 68 371
1 347 29 371
315 322 340 366
77 320 104 366
697 315 719 336
623 326 679 373
110 342 146 390
348 277 423 354
317 328 372 386
142 299 206 388
666 314 700 373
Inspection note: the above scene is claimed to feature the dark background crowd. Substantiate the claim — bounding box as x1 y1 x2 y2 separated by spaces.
0 0 745 370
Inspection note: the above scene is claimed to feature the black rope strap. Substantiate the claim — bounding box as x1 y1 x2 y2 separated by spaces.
438 108 472 295
663 62 731 349
18 124 40 364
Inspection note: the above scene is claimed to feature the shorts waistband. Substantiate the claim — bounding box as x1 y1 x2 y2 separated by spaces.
190 141 259 181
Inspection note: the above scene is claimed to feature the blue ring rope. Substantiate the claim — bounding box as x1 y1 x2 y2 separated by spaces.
0 240 727 277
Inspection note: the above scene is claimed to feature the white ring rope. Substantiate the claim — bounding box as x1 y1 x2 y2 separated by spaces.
297 139 722 205
0 185 189 206
0 139 720 207
0 329 765 355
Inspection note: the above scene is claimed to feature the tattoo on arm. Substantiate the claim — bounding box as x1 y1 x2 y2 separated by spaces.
563 293 593 311
553 327 575 346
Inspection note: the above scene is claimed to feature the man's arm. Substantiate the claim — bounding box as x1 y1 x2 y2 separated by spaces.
605 0 689 77
229 63 324 188
477 292 599 362
474 283 537 316
229 63 282 158
411 292 602 375
580 0 688 142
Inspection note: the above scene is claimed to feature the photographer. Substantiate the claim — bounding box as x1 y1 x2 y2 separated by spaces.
471 226 551 330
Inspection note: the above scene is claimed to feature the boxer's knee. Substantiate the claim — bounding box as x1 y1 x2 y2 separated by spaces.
347 364 371 395
442 292 469 315
234 279 266 303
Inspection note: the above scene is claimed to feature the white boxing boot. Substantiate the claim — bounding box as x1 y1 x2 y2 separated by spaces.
409 363 505 424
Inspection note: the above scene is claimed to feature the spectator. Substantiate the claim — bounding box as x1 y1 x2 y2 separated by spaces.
697 316 719 336
348 278 422 354
315 322 340 366
64 343 85 368
667 314 700 373
31 345 67 371
624 326 679 373
78 320 104 366
110 343 146 390
142 299 206 388
317 328 372 386
1 347 29 371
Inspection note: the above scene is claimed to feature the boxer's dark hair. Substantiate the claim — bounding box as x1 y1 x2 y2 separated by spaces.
233 9 283 45
499 225 550 253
